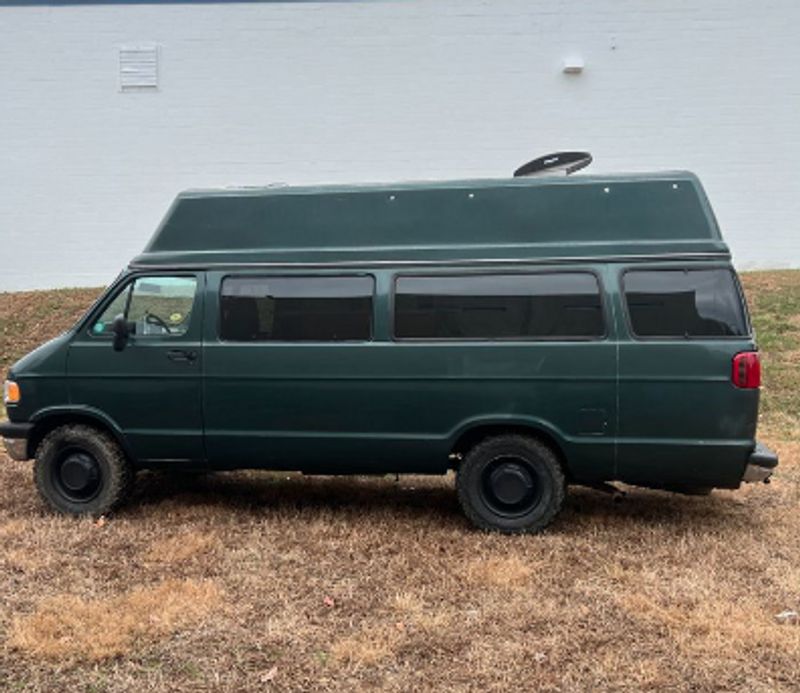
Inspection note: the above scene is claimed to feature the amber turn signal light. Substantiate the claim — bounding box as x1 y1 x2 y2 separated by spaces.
3 380 20 405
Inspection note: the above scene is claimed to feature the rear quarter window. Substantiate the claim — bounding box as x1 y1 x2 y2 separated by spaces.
623 268 748 338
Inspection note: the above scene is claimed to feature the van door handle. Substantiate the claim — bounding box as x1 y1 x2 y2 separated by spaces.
167 349 198 363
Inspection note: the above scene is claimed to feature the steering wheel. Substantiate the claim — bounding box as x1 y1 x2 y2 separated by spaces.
145 311 173 334
513 151 592 178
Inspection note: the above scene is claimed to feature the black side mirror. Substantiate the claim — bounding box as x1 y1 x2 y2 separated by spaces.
112 314 130 352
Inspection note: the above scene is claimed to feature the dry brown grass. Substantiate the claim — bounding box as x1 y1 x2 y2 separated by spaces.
466 555 532 588
330 623 407 668
0 273 799 691
8 579 221 664
143 531 220 565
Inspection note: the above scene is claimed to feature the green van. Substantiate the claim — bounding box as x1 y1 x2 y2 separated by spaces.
0 170 778 532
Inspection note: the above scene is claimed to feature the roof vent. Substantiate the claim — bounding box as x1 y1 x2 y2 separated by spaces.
514 151 592 177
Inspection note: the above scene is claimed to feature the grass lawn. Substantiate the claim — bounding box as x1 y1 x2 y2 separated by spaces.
0 271 798 691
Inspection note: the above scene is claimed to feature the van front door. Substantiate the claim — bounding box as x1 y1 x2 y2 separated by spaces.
68 274 205 465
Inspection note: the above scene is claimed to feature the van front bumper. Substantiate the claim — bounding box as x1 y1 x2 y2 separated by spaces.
742 442 778 483
0 421 33 461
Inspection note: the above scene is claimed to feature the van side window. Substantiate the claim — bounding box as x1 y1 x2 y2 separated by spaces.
92 276 197 337
220 276 374 341
394 272 604 340
623 269 748 338
91 284 131 335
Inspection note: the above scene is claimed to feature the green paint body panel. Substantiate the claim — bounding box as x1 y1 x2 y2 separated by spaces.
66 274 205 463
5 172 761 491
132 172 726 268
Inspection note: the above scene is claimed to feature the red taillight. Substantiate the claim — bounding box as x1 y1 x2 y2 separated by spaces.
732 351 761 389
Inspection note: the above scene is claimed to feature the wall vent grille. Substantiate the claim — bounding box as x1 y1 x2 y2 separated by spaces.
119 45 159 91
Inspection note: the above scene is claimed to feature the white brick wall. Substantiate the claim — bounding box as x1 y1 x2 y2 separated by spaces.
1 0 798 290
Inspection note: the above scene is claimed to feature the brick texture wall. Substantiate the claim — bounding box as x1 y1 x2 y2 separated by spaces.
1 0 798 289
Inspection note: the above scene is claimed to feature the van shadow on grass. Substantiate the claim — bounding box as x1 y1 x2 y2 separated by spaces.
128 470 464 527
123 469 761 533
564 484 758 531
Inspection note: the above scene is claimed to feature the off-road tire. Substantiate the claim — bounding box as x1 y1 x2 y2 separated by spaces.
34 424 133 516
456 434 566 534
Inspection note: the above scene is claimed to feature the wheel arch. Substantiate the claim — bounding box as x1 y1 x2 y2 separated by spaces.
28 407 134 462
448 417 571 479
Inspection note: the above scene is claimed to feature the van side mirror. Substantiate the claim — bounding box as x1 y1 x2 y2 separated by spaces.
112 314 130 351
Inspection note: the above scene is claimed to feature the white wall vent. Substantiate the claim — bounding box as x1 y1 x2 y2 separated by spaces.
119 45 159 91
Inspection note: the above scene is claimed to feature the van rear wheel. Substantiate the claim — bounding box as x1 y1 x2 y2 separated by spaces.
456 435 565 533
34 425 133 516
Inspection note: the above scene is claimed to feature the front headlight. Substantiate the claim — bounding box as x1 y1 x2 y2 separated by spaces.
3 380 20 405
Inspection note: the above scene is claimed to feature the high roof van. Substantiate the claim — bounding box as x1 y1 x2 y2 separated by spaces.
0 165 778 532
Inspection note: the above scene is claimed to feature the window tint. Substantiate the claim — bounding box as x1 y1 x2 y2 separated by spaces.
92 276 197 337
623 269 748 338
394 273 604 339
220 276 373 341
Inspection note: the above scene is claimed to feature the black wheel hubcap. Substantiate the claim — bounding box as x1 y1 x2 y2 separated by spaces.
55 450 102 502
481 456 541 517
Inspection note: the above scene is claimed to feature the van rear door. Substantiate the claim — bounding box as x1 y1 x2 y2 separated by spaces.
615 265 757 489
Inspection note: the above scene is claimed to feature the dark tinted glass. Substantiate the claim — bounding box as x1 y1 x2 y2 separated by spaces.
394 273 604 339
623 269 748 337
220 276 373 341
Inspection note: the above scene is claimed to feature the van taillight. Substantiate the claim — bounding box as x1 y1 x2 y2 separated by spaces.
731 351 761 389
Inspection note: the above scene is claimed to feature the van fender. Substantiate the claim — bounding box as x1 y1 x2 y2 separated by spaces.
28 405 135 461
447 414 570 468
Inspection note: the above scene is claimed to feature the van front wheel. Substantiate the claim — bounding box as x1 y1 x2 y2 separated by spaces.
456 435 565 534
34 425 133 516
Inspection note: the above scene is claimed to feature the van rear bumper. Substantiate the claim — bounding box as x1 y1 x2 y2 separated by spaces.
0 421 33 461
742 442 778 483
